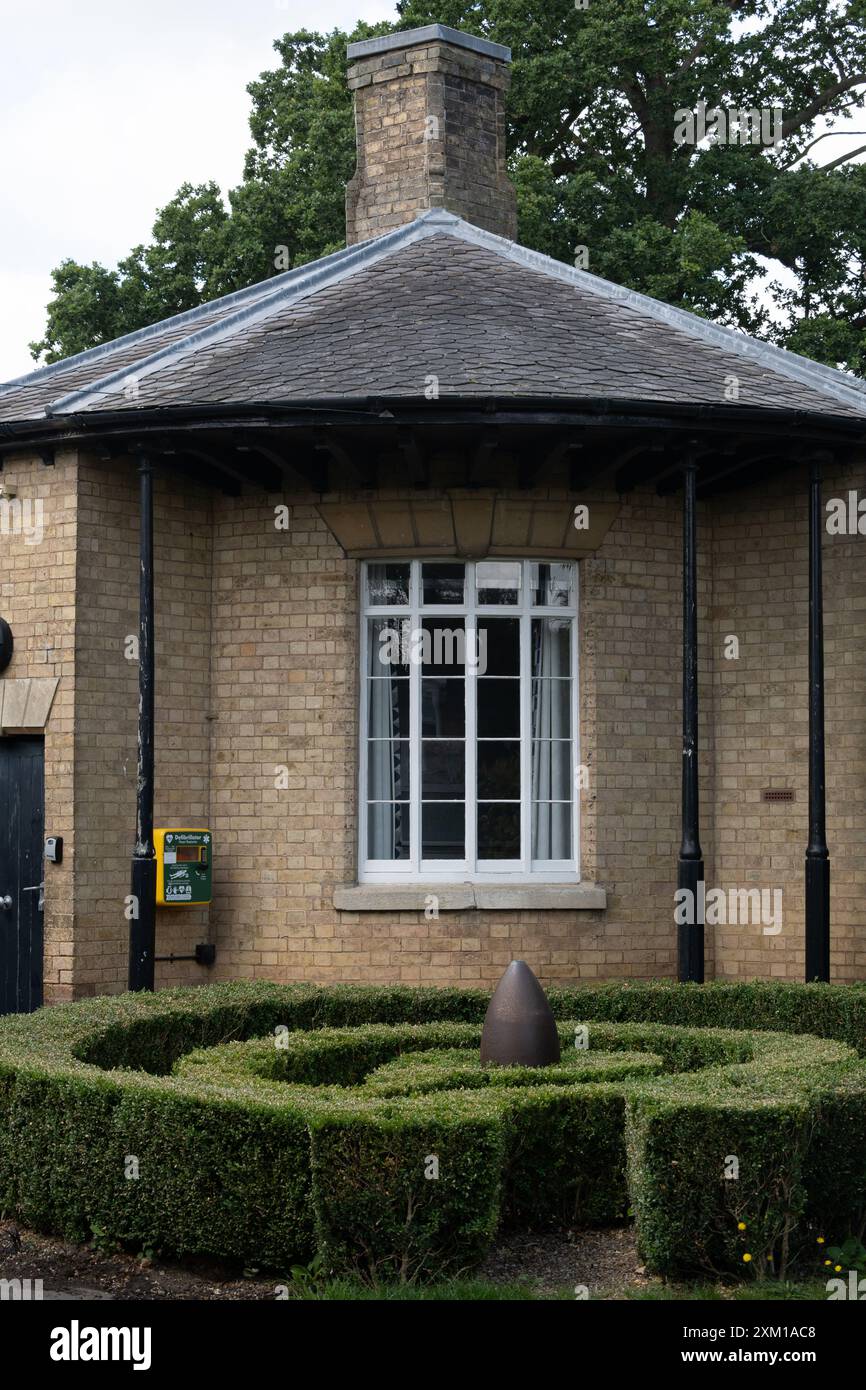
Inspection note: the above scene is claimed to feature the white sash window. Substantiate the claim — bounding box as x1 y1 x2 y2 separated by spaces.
360 559 579 882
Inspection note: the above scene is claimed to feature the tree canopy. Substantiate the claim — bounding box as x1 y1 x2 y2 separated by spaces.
28 0 866 376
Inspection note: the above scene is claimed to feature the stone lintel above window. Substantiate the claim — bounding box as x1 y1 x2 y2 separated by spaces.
317 494 619 560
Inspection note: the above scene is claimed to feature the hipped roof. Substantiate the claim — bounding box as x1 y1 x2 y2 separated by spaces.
2 209 865 430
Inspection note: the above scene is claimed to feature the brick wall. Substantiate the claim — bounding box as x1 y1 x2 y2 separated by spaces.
2 448 864 997
202 481 697 987
711 459 866 981
71 455 213 994
346 39 517 244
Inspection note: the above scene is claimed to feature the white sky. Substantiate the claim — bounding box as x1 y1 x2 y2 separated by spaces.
0 2 863 380
0 0 396 379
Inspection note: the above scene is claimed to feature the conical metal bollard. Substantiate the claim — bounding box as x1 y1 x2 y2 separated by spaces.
480 960 561 1066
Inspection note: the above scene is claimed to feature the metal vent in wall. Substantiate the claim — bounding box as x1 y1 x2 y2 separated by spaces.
762 788 795 803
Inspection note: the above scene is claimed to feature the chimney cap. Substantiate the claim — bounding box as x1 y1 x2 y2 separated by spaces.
347 24 511 64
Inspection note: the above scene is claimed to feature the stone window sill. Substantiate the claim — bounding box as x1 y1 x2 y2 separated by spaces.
333 883 606 912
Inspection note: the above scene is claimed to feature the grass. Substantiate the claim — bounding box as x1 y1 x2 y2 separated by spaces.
620 1280 830 1301
286 1277 566 1300
284 1276 831 1301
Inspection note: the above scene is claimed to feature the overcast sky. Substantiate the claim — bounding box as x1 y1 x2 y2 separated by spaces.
0 0 395 379
1 2 863 381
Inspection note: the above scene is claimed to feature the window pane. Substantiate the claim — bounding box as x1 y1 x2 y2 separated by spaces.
423 563 464 605
369 618 409 676
478 804 521 859
363 560 577 872
367 739 410 800
368 802 410 859
368 677 409 739
422 678 465 737
530 678 571 740
477 618 519 676
533 803 572 859
531 740 572 802
531 618 571 678
477 679 520 737
422 741 465 799
530 563 574 607
477 741 520 799
421 618 466 675
367 563 410 606
422 803 465 859
476 561 521 605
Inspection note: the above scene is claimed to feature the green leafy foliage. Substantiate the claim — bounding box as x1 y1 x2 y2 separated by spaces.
2 980 866 1281
26 2 866 372
825 1235 866 1273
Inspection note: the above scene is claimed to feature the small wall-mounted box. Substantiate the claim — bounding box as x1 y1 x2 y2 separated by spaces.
155 828 212 906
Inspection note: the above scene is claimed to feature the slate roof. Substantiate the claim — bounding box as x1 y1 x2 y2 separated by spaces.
2 209 865 427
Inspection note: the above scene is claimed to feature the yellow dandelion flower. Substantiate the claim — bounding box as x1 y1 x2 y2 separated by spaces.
737 1222 747 1231
817 1237 825 1245
743 1253 752 1263
835 1265 842 1273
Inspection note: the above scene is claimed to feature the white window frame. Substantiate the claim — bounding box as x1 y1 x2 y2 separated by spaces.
359 559 580 884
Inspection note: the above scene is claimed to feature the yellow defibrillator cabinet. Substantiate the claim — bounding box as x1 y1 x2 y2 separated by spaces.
154 829 212 906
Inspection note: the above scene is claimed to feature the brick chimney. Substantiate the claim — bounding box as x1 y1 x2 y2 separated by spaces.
345 24 517 245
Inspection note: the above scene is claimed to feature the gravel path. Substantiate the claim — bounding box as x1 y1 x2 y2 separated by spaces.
0 1222 277 1301
478 1224 649 1296
0 1218 649 1300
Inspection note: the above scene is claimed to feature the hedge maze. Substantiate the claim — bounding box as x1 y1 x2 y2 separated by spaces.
1 979 865 1282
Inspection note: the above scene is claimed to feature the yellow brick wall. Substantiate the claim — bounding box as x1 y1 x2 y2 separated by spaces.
205 484 701 987
72 455 214 994
711 459 866 982
2 448 863 998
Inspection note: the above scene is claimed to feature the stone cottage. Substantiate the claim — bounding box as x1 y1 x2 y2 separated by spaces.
1 24 865 1011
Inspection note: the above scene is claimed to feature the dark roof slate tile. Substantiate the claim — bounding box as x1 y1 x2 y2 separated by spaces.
2 212 864 425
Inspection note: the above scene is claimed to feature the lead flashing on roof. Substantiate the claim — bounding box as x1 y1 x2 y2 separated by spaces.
43 218 442 416
0 246 375 402
346 24 511 64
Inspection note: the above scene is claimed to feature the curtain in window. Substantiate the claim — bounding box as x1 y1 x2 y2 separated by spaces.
531 618 571 858
368 661 405 858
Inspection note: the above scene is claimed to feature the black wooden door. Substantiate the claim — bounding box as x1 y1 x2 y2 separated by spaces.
0 737 44 1013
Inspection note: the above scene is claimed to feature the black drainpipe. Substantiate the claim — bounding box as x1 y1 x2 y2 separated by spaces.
677 454 705 983
805 453 830 981
128 450 157 990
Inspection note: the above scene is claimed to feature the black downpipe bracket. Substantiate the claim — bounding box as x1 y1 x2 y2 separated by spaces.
128 452 157 991
805 455 831 981
677 458 705 983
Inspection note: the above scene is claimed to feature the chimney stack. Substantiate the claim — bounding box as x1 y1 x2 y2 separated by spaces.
345 25 517 245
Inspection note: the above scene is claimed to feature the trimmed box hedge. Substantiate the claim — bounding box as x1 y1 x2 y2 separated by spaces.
1 979 865 1281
